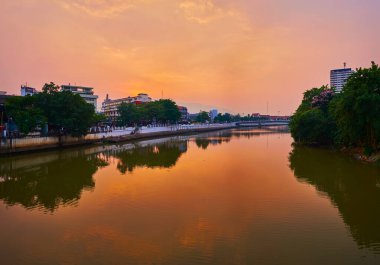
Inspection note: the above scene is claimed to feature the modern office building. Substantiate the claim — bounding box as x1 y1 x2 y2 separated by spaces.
21 85 38 96
330 66 353 93
102 93 152 122
60 85 99 109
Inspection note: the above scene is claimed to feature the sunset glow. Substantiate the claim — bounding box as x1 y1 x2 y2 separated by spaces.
1 0 379 114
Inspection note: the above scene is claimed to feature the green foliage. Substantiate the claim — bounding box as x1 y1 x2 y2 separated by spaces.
332 62 380 149
117 99 181 126
5 96 46 135
92 113 107 124
196 111 210 123
158 99 181 123
292 62 380 151
290 86 336 145
5 82 95 137
42 82 60 94
117 103 141 126
290 108 335 144
34 90 95 137
214 113 232 123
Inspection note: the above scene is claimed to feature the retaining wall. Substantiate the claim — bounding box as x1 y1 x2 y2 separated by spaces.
0 125 236 154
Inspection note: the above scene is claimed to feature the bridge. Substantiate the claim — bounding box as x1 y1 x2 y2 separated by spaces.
236 120 290 127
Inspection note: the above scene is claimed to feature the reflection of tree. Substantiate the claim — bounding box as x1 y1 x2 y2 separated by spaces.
113 141 188 174
195 139 210 149
0 153 108 212
193 128 284 150
289 146 380 251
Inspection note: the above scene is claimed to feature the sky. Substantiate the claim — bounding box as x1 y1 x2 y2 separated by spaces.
0 0 379 114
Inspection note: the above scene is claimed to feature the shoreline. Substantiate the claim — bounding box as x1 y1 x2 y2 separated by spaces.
292 143 380 163
0 125 237 156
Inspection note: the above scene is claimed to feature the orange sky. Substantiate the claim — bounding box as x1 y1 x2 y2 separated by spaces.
1 0 379 114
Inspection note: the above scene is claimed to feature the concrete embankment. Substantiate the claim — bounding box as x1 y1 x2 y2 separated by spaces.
0 125 236 155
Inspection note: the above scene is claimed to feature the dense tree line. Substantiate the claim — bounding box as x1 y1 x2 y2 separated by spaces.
290 62 380 155
117 99 181 126
213 112 267 123
5 82 96 137
196 111 210 123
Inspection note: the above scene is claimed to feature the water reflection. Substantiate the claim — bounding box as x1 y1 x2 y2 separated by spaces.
193 127 287 149
289 145 380 252
0 152 108 212
113 140 188 174
0 129 287 212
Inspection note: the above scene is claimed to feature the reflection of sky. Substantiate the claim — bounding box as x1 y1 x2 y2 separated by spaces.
0 130 379 264
1 0 379 114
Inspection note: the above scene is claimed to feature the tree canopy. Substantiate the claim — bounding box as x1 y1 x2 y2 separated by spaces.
290 86 336 145
291 62 380 153
196 111 210 123
117 99 181 126
5 82 96 137
332 62 380 150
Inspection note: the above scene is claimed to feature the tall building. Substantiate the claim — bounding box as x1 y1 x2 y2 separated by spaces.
60 85 99 110
21 85 38 96
209 109 218 122
102 93 152 122
330 66 353 93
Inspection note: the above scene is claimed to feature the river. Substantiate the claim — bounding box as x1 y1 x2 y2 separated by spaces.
0 128 379 265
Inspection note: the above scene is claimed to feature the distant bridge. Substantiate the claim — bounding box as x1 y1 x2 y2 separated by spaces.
236 120 290 127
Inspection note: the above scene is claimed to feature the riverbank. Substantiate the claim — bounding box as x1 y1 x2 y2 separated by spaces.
0 124 236 155
292 142 380 163
340 147 380 163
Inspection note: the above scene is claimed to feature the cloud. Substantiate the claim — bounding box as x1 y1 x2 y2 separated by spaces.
56 0 140 18
178 0 238 24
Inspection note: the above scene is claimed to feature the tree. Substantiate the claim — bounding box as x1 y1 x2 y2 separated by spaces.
141 101 165 123
290 86 336 145
118 99 181 125
333 62 380 151
5 96 46 135
92 113 107 125
196 111 210 123
214 113 232 123
42 82 60 94
35 90 95 137
117 103 141 126
158 99 181 123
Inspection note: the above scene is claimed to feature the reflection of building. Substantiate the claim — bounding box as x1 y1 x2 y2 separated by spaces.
61 85 99 110
178 106 189 121
209 109 218 122
21 85 38 96
102 93 152 122
330 67 353 93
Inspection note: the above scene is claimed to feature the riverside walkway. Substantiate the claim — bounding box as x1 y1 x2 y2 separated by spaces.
0 123 236 154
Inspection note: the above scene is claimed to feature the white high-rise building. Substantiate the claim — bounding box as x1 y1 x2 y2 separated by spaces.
61 85 99 110
209 109 218 122
330 66 353 93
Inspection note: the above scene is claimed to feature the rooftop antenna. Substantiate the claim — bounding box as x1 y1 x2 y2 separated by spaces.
344 62 346 69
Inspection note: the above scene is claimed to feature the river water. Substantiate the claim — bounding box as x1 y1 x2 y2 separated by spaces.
0 128 379 265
